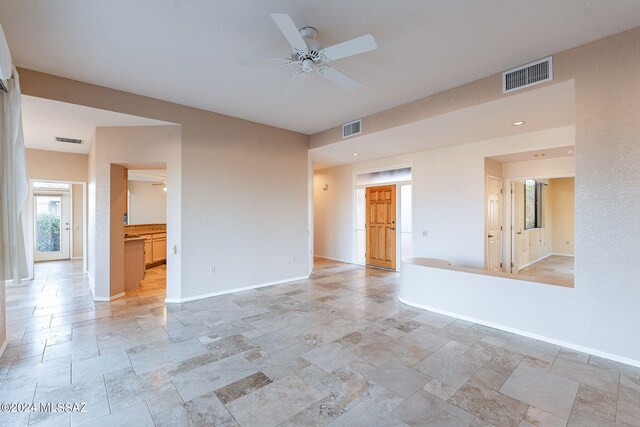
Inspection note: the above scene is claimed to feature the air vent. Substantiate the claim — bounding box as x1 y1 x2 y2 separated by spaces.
55 137 83 144
342 119 362 138
503 57 553 94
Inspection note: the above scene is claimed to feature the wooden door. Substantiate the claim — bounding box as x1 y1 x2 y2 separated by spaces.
366 185 396 269
486 176 503 271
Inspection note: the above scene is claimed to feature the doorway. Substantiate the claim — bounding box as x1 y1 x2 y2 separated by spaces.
508 176 575 286
34 192 70 261
366 185 397 269
29 180 86 270
354 165 413 270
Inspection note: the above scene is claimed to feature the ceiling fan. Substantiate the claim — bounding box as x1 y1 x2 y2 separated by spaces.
239 13 378 96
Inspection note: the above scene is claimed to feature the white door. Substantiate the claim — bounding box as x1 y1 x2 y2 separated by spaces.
34 193 71 261
486 177 503 271
511 181 525 273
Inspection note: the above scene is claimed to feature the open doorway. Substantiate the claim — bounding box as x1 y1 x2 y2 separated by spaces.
354 166 412 270
29 180 86 270
117 167 167 298
484 145 575 286
510 177 575 286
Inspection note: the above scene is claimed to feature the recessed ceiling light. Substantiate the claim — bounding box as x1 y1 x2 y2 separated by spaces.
512 121 526 126
352 152 359 156
534 153 546 157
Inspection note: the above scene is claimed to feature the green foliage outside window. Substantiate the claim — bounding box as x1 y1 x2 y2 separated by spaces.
37 213 61 252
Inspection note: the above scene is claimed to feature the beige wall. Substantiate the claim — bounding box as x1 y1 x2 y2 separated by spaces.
23 149 87 268
128 180 166 225
18 71 311 302
313 27 640 362
25 148 88 182
549 177 575 255
315 126 574 266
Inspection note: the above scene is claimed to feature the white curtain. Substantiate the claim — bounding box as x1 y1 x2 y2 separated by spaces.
0 67 28 282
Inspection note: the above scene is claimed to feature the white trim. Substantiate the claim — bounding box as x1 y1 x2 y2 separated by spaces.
0 339 7 358
28 179 88 274
516 253 553 272
314 254 354 265
165 274 310 304
93 291 126 302
399 296 640 368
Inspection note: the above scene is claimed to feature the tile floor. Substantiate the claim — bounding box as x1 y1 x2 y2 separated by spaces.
518 255 574 287
1 258 639 426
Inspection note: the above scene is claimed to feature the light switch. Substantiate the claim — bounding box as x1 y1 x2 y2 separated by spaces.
422 230 428 236
170 244 177 254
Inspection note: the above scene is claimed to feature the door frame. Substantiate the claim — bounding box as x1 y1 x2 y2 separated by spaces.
33 190 71 261
504 173 574 274
365 184 397 270
27 179 88 276
352 163 413 271
484 175 504 271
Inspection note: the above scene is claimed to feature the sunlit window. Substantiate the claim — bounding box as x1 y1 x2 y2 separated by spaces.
525 179 544 229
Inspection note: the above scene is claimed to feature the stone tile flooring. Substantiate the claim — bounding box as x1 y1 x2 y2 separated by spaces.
518 255 574 287
2 258 639 426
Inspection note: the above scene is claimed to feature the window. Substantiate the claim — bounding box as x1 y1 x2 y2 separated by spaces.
33 181 70 190
355 167 412 186
524 179 544 229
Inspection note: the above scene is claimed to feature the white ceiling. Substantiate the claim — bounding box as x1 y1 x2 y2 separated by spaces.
310 80 575 169
2 1 639 134
21 95 173 154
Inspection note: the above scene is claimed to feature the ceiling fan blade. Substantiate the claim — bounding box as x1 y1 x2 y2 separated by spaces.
270 13 308 51
322 34 377 61
317 66 361 92
283 70 308 97
236 58 289 66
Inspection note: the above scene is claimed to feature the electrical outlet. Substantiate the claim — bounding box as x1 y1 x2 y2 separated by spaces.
422 230 428 236
210 266 216 274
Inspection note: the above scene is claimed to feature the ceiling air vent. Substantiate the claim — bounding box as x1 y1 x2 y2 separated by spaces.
342 119 362 138
503 56 553 94
55 137 83 144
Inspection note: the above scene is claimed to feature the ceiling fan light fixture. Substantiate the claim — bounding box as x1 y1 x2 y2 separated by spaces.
512 120 526 126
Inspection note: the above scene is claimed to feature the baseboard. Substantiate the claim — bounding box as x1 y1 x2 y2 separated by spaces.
71 256 83 260
93 292 125 302
550 252 574 257
165 274 310 304
516 253 553 272
314 255 356 265
0 339 7 359
399 297 640 368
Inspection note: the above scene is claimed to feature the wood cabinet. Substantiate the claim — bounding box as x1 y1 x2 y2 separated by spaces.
124 238 145 291
152 235 166 264
125 224 167 267
139 233 166 266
